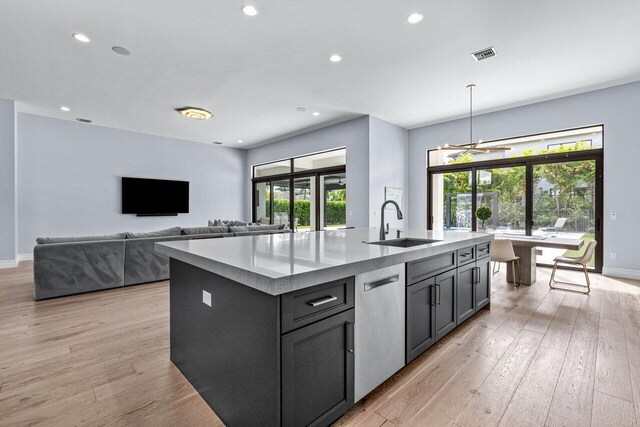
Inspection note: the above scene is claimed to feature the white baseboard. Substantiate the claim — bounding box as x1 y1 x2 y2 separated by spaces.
0 259 18 269
602 267 640 281
18 253 33 262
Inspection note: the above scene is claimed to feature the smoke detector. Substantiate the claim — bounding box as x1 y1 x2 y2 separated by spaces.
471 47 497 61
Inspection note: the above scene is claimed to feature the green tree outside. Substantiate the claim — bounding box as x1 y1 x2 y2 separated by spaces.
441 141 595 232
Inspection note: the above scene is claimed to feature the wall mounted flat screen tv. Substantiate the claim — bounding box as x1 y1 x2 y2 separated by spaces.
122 177 189 216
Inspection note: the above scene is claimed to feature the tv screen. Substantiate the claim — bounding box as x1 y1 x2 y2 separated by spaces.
122 177 189 215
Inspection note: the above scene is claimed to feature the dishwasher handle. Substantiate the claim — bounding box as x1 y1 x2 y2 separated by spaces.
364 274 400 292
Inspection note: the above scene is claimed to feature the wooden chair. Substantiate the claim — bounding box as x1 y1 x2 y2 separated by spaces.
549 240 597 294
490 239 521 288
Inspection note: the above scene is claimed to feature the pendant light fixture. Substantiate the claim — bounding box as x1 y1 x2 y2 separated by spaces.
437 84 512 153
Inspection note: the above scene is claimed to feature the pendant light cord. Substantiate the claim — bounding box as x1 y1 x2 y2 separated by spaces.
468 84 474 144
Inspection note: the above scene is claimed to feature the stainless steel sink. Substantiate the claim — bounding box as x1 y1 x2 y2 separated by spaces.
367 238 441 248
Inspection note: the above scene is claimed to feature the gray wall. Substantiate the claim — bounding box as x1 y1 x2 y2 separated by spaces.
408 81 640 273
0 99 16 263
17 114 247 255
246 116 370 228
369 116 408 229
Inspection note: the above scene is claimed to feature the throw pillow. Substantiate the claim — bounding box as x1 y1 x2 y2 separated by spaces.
209 219 248 227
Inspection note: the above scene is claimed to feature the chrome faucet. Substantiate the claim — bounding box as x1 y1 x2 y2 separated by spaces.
379 200 403 240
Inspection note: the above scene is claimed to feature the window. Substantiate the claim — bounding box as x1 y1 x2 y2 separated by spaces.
253 160 291 178
427 125 603 271
428 125 603 167
294 150 346 172
252 148 346 232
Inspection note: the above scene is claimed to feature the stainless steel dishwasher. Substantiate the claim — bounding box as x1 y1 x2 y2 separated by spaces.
354 264 405 401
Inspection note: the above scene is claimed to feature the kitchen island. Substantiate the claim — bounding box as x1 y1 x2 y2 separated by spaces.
156 228 493 427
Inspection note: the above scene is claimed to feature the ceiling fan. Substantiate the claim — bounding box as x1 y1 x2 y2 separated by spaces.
437 84 512 154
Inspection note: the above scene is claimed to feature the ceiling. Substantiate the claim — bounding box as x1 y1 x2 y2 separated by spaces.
1 0 639 148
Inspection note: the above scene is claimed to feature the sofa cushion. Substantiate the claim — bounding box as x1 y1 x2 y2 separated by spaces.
209 219 248 227
125 226 182 239
229 224 287 233
36 233 126 245
181 226 229 235
233 229 292 237
249 224 285 231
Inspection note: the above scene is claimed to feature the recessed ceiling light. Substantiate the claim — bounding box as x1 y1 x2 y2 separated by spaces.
60 106 70 112
329 54 342 63
175 107 213 120
242 5 258 16
237 140 243 144
312 112 320 116
112 46 131 56
72 33 91 43
407 12 424 24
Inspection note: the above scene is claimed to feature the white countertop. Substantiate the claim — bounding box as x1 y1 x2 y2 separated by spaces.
156 228 493 295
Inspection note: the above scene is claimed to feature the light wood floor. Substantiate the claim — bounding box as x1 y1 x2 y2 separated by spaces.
1 263 640 426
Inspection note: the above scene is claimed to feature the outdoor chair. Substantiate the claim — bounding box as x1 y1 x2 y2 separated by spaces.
542 218 567 233
549 240 598 294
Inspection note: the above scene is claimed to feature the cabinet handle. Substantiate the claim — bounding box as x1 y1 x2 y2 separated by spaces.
436 284 441 305
478 247 489 253
308 296 338 307
364 274 399 292
346 322 354 353
472 267 478 284
431 285 437 306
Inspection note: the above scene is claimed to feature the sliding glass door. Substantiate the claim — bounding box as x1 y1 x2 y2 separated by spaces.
293 176 316 231
252 148 347 232
431 171 472 231
320 173 347 230
532 159 597 267
475 166 526 234
254 182 271 224
272 180 291 228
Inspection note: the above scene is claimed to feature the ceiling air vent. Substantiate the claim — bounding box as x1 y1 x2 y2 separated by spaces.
471 46 497 61
76 118 92 123
212 141 223 145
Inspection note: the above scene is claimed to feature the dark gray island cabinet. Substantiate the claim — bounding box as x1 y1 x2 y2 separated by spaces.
158 228 492 426
406 242 491 363
170 260 355 427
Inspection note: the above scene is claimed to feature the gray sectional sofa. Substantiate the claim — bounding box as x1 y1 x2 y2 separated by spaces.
34 223 290 300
